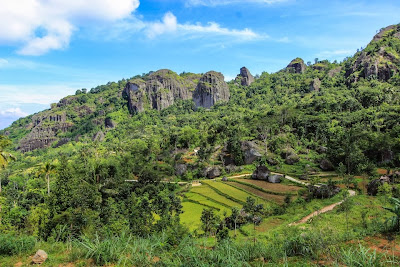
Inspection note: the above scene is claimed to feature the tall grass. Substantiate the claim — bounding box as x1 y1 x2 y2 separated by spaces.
0 234 36 256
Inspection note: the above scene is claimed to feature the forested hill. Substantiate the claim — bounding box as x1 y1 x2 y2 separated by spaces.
2 23 400 178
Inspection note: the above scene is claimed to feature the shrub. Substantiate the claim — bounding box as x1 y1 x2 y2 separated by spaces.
0 234 36 255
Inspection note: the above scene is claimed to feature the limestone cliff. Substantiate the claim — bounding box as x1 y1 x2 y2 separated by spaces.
123 69 199 113
193 71 230 108
237 67 255 86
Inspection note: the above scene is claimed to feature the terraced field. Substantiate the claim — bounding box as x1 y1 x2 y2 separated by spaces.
234 178 303 194
226 181 287 204
181 178 294 231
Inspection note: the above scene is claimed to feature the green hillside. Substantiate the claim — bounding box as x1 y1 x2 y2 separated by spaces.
1 24 400 266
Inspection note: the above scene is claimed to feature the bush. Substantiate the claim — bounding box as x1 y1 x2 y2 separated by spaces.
0 234 36 255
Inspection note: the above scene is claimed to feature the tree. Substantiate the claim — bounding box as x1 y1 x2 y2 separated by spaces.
200 209 219 237
0 136 15 171
230 207 240 237
37 162 56 195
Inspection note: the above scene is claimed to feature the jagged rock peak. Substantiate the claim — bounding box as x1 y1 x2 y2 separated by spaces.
286 58 306 74
239 66 255 86
193 71 230 109
346 24 400 83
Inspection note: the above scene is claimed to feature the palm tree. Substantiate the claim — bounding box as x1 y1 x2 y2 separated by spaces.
38 162 56 195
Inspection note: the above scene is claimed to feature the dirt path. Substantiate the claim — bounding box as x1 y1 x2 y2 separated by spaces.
279 173 356 226
227 171 357 226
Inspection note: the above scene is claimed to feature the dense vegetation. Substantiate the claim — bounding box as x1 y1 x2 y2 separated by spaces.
1 24 400 266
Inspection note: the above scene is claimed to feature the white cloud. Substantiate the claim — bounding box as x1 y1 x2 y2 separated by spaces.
186 0 287 7
146 12 178 38
0 58 8 67
0 108 28 117
0 0 140 55
145 12 264 41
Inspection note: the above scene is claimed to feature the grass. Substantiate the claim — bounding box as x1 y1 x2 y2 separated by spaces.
190 185 241 208
234 178 302 195
180 201 209 231
227 181 287 204
184 192 230 211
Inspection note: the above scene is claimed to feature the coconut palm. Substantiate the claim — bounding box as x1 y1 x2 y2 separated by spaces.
38 162 56 195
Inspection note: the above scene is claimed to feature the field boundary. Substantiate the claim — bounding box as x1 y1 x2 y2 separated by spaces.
189 191 233 208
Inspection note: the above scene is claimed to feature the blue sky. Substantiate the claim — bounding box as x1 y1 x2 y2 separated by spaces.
1 0 399 129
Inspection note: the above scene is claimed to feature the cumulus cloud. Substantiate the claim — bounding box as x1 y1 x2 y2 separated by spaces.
0 108 28 117
186 0 287 7
145 12 264 41
0 0 140 55
317 49 354 58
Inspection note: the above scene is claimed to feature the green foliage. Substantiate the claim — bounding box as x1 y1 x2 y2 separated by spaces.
0 234 35 256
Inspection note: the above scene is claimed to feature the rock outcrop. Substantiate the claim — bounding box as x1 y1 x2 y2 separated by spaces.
286 58 306 74
241 141 262 165
123 69 229 113
123 69 199 114
367 176 391 196
18 112 73 152
346 24 400 83
193 71 230 108
238 67 255 86
309 77 321 92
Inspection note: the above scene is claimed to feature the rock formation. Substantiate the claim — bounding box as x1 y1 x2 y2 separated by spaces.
193 71 230 108
123 69 199 114
18 112 73 152
241 141 262 165
123 69 230 113
309 77 321 92
346 24 400 82
286 58 306 74
252 165 270 180
238 67 255 86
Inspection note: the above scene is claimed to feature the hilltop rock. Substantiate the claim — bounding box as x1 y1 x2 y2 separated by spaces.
286 58 306 74
347 24 400 82
238 67 255 86
309 77 321 92
328 67 342 77
123 69 199 114
193 71 230 108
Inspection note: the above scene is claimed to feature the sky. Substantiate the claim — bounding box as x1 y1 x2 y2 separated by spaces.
0 0 399 129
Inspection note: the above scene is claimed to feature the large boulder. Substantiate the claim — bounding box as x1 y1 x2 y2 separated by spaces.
252 165 270 180
367 176 391 196
175 164 187 176
268 174 282 183
308 184 341 199
241 141 262 165
203 166 222 179
286 58 306 74
319 159 334 171
32 250 48 264
285 154 299 165
105 117 115 128
193 71 230 108
238 67 255 86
